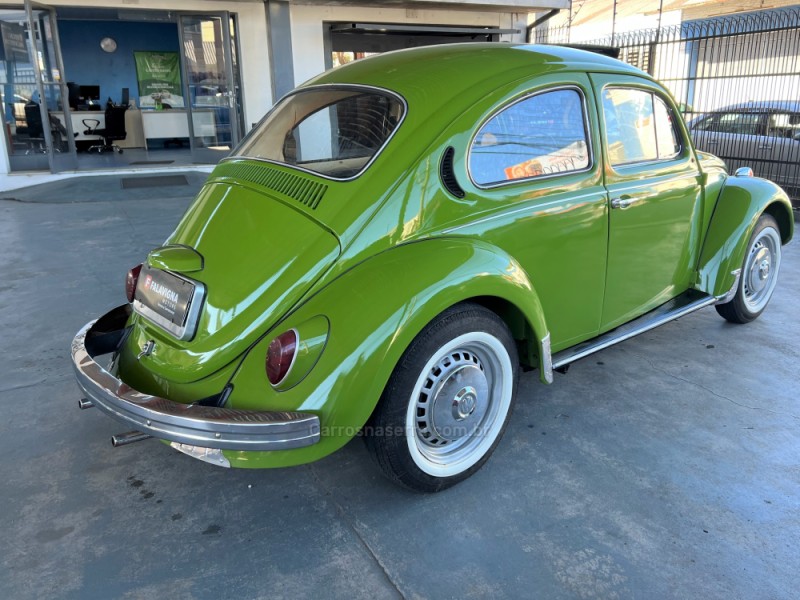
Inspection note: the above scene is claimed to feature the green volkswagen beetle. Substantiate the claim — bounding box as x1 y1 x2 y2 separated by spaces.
72 44 793 492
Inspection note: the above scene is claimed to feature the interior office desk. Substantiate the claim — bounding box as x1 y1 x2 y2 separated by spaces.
50 109 145 148
140 109 216 142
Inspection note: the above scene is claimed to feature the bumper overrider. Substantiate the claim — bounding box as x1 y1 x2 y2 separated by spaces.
71 305 320 464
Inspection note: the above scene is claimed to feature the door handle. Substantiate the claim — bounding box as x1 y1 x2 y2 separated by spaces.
610 197 634 209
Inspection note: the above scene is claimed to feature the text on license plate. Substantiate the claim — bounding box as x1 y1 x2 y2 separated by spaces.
135 264 195 327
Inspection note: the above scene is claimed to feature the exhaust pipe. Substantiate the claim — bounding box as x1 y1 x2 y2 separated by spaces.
111 431 151 447
79 398 94 409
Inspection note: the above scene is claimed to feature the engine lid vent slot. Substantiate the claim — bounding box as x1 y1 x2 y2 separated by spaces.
213 162 328 209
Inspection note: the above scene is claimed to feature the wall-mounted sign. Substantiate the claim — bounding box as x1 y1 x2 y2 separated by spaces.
134 51 185 108
0 22 29 64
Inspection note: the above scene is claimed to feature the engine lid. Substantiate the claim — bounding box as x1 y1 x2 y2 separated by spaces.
127 180 340 384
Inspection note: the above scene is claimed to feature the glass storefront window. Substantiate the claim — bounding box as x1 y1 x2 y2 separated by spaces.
1 10 49 170
2 6 75 171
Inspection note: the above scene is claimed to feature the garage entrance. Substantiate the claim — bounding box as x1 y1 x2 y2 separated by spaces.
325 22 517 68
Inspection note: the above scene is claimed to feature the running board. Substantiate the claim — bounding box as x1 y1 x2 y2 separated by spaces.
551 290 717 371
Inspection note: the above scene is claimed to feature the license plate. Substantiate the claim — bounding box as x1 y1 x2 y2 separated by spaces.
133 265 205 340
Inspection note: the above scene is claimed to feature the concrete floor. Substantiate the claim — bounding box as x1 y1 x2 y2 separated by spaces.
1 177 798 599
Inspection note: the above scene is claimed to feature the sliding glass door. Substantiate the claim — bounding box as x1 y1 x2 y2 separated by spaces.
1 3 75 172
25 1 76 172
178 12 242 164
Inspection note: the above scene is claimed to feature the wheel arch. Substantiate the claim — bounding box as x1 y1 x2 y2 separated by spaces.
360 241 553 387
696 176 793 298
469 294 545 373
763 199 794 245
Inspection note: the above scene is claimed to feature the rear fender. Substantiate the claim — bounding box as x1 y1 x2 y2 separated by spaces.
222 237 551 468
696 176 793 298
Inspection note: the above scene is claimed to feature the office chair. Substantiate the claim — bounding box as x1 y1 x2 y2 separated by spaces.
83 104 128 153
23 102 47 154
23 101 71 154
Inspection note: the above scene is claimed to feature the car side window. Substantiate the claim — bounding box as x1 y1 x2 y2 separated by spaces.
767 113 800 139
469 88 590 186
696 112 764 135
602 88 682 166
693 115 722 132
724 113 764 135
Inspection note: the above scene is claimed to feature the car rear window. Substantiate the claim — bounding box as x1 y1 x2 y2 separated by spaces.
235 86 404 180
469 88 591 187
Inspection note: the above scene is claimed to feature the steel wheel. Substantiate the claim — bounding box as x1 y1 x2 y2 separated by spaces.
364 303 519 492
742 226 781 314
405 332 514 477
716 213 783 324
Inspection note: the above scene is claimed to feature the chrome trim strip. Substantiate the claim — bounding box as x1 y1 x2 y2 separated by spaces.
466 84 595 190
132 270 206 342
608 153 684 171
715 269 742 304
229 83 409 183
540 333 554 384
72 311 321 452
552 293 716 369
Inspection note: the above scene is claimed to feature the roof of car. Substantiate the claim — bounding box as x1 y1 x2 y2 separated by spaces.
305 43 647 105
713 100 800 113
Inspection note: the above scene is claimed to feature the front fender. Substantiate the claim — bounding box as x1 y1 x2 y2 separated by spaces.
696 176 793 297
221 237 550 468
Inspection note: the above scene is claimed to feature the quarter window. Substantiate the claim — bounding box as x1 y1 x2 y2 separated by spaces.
469 88 590 186
602 88 681 166
654 96 681 159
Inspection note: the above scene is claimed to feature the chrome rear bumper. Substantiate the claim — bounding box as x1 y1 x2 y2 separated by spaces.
71 305 320 452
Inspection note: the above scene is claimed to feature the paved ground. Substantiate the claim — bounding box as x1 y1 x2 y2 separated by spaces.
1 176 798 599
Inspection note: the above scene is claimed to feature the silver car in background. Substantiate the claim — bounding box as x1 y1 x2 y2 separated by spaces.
690 101 800 199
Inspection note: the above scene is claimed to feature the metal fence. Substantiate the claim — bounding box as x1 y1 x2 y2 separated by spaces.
534 7 800 202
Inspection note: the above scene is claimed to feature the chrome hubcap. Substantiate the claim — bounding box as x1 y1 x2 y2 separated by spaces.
747 247 771 295
419 351 489 446
405 331 514 477
742 227 781 313
407 332 513 477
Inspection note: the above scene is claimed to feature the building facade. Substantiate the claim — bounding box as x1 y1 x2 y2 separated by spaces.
0 0 567 183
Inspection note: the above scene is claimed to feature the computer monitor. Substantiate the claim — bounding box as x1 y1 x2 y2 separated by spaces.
78 85 100 102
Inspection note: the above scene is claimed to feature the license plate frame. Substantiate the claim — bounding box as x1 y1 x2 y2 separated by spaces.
132 265 206 341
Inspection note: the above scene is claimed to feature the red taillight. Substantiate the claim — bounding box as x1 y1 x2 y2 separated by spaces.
266 330 298 386
126 263 143 303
